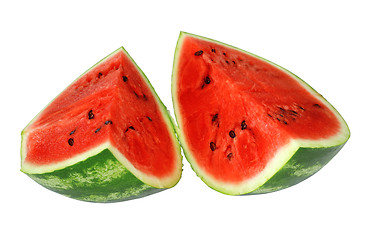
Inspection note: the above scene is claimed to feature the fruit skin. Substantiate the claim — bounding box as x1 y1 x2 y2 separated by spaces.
25 149 164 203
247 144 347 194
171 32 350 195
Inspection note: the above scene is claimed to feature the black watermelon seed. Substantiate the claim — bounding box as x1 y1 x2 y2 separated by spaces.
125 126 135 133
69 129 76 135
313 103 321 108
225 60 229 64
98 72 103 78
146 116 152 121
227 153 233 159
229 130 236 138
283 120 288 125
232 60 236 64
210 142 216 151
241 120 247 130
212 113 218 122
204 76 211 84
194 50 203 56
88 110 94 119
95 127 101 133
298 105 305 110
105 120 113 125
122 76 128 82
223 52 226 56
279 107 286 112
211 49 216 53
68 138 74 146
290 110 298 115
267 114 273 118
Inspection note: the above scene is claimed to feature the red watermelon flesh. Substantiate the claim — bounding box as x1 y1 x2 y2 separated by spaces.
23 49 178 179
172 32 349 193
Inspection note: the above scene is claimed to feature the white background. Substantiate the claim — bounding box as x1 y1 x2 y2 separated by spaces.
1 0 368 239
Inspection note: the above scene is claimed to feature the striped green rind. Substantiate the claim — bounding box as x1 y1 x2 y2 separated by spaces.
26 149 163 203
249 144 346 194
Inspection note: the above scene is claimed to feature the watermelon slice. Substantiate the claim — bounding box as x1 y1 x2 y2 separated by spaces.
172 32 350 195
21 47 182 202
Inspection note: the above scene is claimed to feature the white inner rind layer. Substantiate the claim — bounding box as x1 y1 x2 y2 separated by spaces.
21 47 182 189
171 32 350 195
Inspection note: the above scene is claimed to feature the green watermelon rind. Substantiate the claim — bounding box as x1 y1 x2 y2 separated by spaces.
248 143 346 194
27 149 164 203
21 47 182 202
171 32 350 195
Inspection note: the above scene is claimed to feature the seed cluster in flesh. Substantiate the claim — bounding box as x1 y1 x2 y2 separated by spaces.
207 114 249 161
61 67 150 150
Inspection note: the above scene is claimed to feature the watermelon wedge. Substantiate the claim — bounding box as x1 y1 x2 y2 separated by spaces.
21 47 182 202
172 32 350 195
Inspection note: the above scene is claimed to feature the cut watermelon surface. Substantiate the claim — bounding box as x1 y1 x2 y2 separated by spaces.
21 47 182 202
172 32 350 195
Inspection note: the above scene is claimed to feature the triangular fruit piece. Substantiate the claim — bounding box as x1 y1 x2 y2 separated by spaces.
21 47 182 202
172 32 349 195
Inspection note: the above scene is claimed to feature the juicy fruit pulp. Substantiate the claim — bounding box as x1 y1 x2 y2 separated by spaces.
21 48 182 202
172 32 349 194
